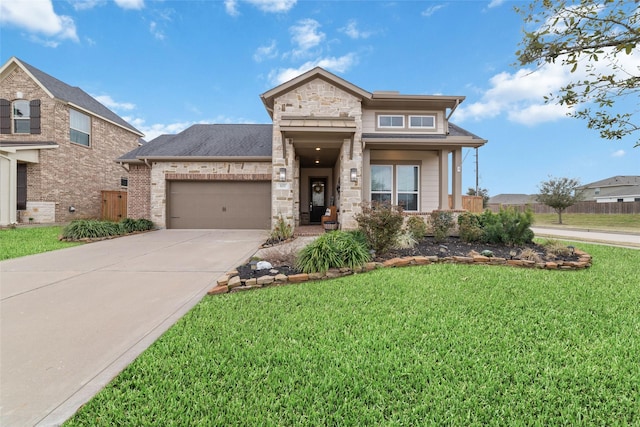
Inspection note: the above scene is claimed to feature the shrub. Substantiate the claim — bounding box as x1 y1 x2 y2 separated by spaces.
405 216 428 240
394 230 418 249
542 239 573 258
458 212 483 243
268 215 293 244
355 202 404 255
478 208 534 246
256 246 298 268
62 220 123 240
296 231 371 274
430 211 454 243
120 218 154 233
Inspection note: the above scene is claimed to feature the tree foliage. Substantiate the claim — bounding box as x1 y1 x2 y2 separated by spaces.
536 176 584 224
516 0 640 147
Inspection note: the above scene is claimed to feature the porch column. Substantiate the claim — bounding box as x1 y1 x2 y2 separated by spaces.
438 150 449 210
0 154 17 225
451 148 463 210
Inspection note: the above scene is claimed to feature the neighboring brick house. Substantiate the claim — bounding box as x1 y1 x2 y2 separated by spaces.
119 67 487 230
0 57 143 226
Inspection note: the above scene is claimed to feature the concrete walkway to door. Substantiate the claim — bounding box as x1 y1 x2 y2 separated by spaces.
0 229 268 427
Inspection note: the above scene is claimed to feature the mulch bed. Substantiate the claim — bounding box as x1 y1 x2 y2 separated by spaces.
236 236 580 281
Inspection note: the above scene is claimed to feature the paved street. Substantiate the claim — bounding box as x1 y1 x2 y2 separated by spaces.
531 226 640 248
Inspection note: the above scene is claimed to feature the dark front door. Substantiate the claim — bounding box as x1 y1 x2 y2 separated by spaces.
17 163 27 210
309 178 327 223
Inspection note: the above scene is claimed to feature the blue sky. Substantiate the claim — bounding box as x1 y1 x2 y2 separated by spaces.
2 0 638 195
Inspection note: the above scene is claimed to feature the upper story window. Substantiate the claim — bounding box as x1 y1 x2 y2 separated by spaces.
408 115 435 129
13 100 30 133
70 109 91 146
0 99 41 135
378 115 404 128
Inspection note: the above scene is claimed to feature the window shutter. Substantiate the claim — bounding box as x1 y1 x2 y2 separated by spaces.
0 99 10 134
30 99 41 134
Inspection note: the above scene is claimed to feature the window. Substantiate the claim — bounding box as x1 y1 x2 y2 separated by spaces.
378 115 404 128
397 165 419 211
13 100 30 133
371 165 392 203
120 177 128 187
409 115 435 129
370 164 419 211
70 109 90 146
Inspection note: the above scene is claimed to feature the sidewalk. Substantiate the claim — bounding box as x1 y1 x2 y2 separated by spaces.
531 226 640 248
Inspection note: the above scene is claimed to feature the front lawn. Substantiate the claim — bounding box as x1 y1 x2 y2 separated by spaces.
0 226 81 261
65 243 640 426
533 213 640 233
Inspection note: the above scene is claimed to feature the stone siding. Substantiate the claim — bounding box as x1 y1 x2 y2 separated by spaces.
1 65 140 223
271 78 363 230
149 161 272 228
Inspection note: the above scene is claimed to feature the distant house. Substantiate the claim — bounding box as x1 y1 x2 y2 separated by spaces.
0 57 143 226
118 67 487 230
488 194 537 207
577 176 640 203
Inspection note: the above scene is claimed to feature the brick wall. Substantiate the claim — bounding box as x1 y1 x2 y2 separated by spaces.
127 164 151 219
1 65 141 223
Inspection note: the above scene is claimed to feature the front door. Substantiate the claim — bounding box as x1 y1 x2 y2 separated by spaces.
309 178 327 223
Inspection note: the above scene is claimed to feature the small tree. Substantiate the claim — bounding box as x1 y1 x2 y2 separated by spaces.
536 176 584 224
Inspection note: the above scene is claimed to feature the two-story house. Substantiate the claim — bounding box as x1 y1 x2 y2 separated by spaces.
0 57 143 226
118 67 487 230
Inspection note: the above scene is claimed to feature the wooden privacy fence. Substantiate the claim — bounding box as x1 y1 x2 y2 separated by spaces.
449 195 484 213
101 190 127 221
488 200 640 215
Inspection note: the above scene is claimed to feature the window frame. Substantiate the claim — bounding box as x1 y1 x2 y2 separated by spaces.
69 109 91 147
408 115 436 129
370 163 420 212
396 165 420 211
377 115 405 129
12 100 30 134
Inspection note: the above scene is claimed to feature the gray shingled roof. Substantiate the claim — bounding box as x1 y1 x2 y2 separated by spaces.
579 175 640 189
488 194 538 205
118 124 273 161
18 58 142 136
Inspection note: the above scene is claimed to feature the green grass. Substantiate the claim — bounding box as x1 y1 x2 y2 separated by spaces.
0 226 81 260
533 213 640 233
65 243 640 426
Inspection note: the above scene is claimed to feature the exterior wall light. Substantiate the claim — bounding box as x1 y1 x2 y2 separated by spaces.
69 206 76 213
350 168 357 182
279 167 286 182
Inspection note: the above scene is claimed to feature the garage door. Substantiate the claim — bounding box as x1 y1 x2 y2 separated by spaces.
167 181 271 229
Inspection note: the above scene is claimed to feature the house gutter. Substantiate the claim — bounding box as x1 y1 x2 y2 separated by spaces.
137 156 273 162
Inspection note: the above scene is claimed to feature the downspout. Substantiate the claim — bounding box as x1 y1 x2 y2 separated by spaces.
445 99 460 134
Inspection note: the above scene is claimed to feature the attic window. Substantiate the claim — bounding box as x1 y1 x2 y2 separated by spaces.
409 115 435 129
378 115 404 128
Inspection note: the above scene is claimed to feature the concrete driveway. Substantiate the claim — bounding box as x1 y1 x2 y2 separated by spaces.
0 229 268 427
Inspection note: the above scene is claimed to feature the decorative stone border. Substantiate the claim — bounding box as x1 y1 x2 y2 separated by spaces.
208 249 592 295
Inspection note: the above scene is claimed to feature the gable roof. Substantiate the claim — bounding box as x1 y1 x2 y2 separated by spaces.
118 124 273 162
488 194 538 205
578 175 640 189
260 67 466 118
0 57 143 137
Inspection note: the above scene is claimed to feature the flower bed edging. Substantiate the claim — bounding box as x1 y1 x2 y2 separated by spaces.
207 249 592 295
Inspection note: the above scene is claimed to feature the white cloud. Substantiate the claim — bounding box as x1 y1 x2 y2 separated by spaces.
290 19 325 53
114 0 145 10
488 0 506 8
71 0 107 11
224 0 296 15
149 21 165 40
612 149 626 157
0 0 78 43
93 95 136 111
268 53 357 85
341 20 372 39
224 0 239 16
253 40 278 62
422 4 446 17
